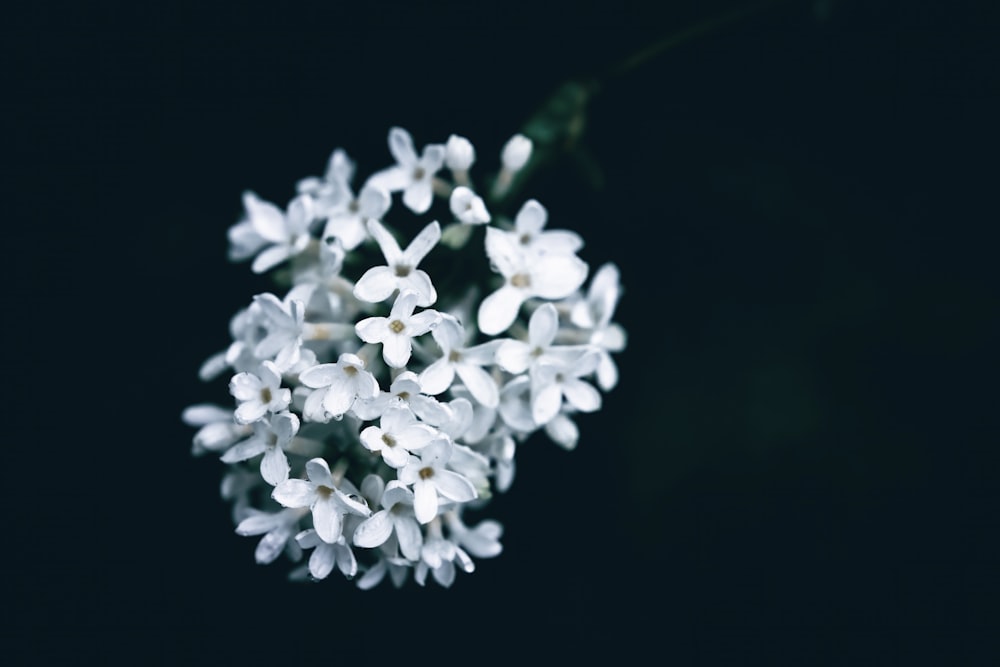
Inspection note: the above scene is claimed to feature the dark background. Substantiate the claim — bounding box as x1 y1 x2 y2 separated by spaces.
4 0 998 663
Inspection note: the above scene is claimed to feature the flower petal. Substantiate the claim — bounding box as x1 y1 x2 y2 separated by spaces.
312 498 344 544
403 220 441 266
455 364 499 409
352 511 393 549
515 199 547 234
353 266 398 304
562 379 602 413
413 480 438 524
272 479 313 508
394 517 423 561
403 181 433 215
309 543 336 579
477 286 525 336
381 334 412 369
388 126 417 166
433 470 478 503
529 302 560 347
531 255 589 299
260 446 291 486
418 358 456 396
531 382 563 426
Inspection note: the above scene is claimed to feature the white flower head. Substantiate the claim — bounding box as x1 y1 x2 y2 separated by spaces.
238 191 315 274
353 218 441 307
355 290 441 369
359 405 439 469
298 353 379 421
418 313 502 407
449 186 490 225
229 360 292 425
353 479 423 561
398 439 478 524
478 226 588 335
271 457 371 544
367 126 445 214
296 529 358 580
220 410 300 486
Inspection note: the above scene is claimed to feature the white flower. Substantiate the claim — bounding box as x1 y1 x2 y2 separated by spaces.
351 370 451 425
500 133 532 172
219 411 299 486
367 126 445 214
295 529 358 580
296 148 353 219
320 182 391 252
359 405 438 469
478 226 588 335
449 186 490 225
568 262 627 390
415 535 474 588
398 439 478 524
353 218 441 307
229 360 291 425
298 353 379 421
530 351 603 426
235 507 307 565
495 302 589 375
355 290 441 369
237 191 315 274
249 293 306 372
352 479 423 561
508 199 584 257
356 555 411 590
444 512 503 559
181 404 252 456
271 457 371 544
419 313 502 407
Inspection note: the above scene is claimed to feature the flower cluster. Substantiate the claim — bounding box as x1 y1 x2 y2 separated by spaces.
182 127 627 588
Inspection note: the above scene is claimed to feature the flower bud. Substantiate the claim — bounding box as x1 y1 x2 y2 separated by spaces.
500 133 532 172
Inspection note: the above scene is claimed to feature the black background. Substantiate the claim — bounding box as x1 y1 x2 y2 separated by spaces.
4 0 998 663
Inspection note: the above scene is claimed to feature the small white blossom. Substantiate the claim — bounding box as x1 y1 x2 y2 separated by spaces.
296 529 358 580
355 290 441 369
321 182 392 252
352 479 423 561
568 262 627 390
419 313 502 407
219 411 299 486
353 219 441 307
478 225 588 335
359 405 438 469
250 293 306 372
530 351 603 426
296 148 353 219
298 353 379 421
181 404 252 456
352 370 451 425
271 457 371 544
237 192 315 274
449 186 490 225
235 507 307 565
398 439 478 524
495 302 589 375
229 360 291 425
368 126 445 214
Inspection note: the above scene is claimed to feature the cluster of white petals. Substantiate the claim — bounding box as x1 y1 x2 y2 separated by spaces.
183 127 627 588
